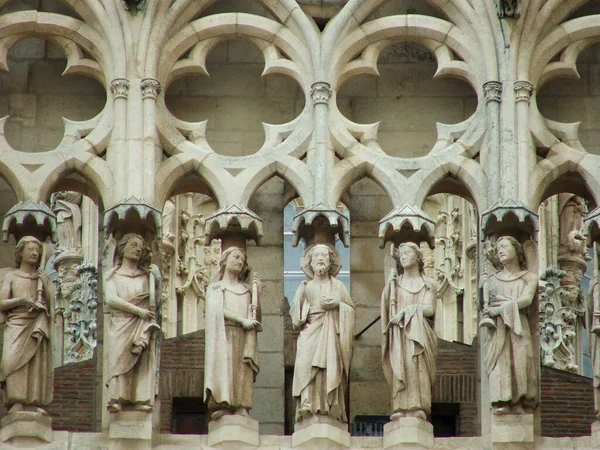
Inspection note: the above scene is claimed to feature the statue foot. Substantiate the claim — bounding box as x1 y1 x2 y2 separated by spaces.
511 404 526 415
8 403 23 414
107 402 122 413
390 411 405 421
493 405 512 415
131 344 143 355
409 410 426 420
211 410 226 420
35 407 48 415
234 408 249 417
133 403 152 412
592 325 600 336
296 408 311 422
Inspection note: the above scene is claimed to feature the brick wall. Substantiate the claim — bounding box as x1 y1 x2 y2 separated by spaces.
540 365 596 437
159 330 205 433
48 358 96 431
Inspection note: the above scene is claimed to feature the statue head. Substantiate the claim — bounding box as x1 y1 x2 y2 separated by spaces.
15 236 43 269
116 233 150 269
302 243 341 279
218 246 249 282
495 236 527 270
394 242 425 275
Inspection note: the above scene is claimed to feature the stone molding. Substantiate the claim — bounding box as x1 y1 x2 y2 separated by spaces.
310 81 333 105
110 78 130 100
483 81 502 103
514 81 533 103
141 78 162 100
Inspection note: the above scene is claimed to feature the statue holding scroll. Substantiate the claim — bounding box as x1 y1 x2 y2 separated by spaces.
481 236 537 414
381 242 437 420
204 246 261 419
291 244 355 423
0 236 54 414
105 233 160 412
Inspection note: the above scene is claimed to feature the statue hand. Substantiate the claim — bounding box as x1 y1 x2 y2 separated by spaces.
36 269 49 283
390 310 405 325
486 306 502 318
321 298 340 310
241 318 260 330
138 308 155 321
24 297 39 309
489 295 509 307
388 270 397 286
252 273 261 287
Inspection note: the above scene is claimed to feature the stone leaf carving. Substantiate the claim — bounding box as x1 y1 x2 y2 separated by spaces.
65 262 98 364
539 267 583 373
497 0 520 18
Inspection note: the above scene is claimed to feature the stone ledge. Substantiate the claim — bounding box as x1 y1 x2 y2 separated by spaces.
108 411 153 441
292 414 350 449
491 414 534 445
0 410 53 444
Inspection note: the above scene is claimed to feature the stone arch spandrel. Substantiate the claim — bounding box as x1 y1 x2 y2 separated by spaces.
529 153 600 211
35 154 112 209
414 157 487 214
0 157 26 203
155 154 225 211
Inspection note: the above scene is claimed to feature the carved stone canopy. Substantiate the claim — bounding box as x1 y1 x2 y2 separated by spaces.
103 196 162 239
204 204 263 246
378 204 435 249
585 205 600 245
292 202 350 247
2 200 57 243
481 198 538 240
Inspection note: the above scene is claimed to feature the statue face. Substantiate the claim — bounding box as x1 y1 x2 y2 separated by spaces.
123 237 144 262
497 238 516 265
225 248 245 274
398 245 418 269
22 242 40 266
311 245 331 275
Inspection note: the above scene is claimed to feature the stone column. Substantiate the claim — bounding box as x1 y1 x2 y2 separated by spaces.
480 199 539 450
378 205 436 450
203 205 263 449
0 201 57 446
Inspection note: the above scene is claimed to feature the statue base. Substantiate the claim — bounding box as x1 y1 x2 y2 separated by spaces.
292 414 350 449
383 417 434 449
491 413 534 449
0 410 52 444
108 410 153 450
591 420 600 449
207 414 259 449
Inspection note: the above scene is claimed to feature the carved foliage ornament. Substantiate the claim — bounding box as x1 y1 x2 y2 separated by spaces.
141 78 162 100
110 78 130 100
539 267 582 373
310 82 333 105
514 81 533 103
483 81 502 103
497 0 520 19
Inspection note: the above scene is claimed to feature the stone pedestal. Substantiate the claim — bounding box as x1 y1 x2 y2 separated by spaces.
0 411 52 445
491 414 534 449
207 415 259 449
383 417 434 449
591 420 600 449
292 414 350 450
108 411 153 450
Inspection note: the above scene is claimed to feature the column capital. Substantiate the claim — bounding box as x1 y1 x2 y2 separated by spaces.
141 78 161 100
110 78 130 100
310 81 333 105
483 81 502 103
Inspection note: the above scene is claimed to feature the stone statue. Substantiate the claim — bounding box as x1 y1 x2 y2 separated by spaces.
51 191 82 253
204 246 261 419
381 242 437 421
105 233 160 412
480 236 537 414
559 194 587 247
0 236 54 414
291 244 355 423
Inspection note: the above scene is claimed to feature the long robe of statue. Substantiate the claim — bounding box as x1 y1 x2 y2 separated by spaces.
291 244 354 423
481 236 537 414
0 236 54 413
381 242 437 420
204 246 261 419
105 233 160 412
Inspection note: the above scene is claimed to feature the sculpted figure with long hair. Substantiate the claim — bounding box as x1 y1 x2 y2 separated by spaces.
481 236 537 414
0 236 54 414
381 242 437 421
291 243 355 424
105 233 160 412
204 246 261 420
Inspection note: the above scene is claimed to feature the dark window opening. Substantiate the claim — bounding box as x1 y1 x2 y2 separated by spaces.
284 367 295 435
172 397 208 435
431 403 459 437
352 415 389 437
